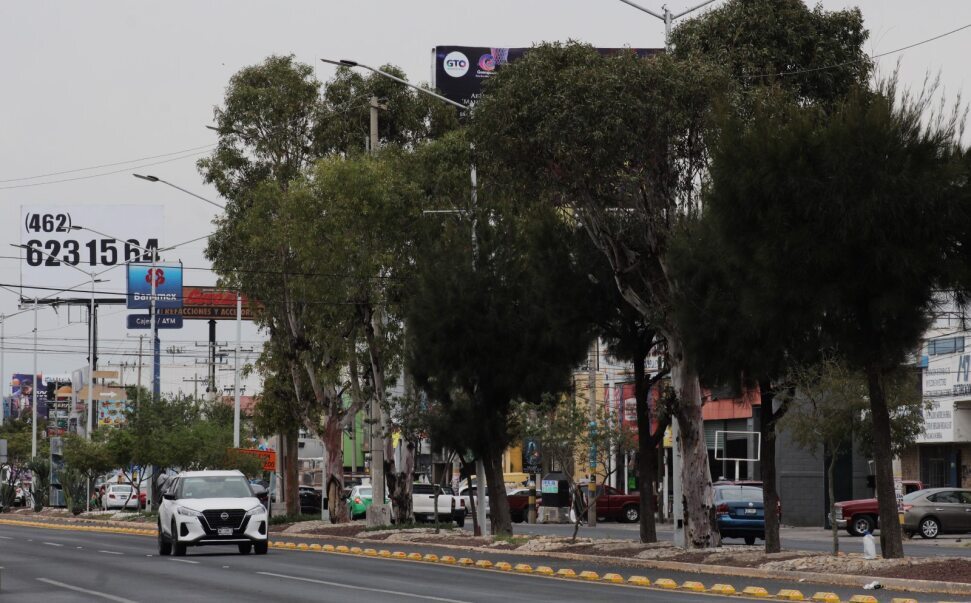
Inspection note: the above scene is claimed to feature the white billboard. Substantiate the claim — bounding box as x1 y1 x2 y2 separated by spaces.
19 205 164 301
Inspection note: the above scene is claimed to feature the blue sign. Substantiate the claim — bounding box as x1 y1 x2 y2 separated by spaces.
127 263 183 309
126 314 183 329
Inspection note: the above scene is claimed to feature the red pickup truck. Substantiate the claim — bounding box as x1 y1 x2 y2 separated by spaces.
833 480 924 536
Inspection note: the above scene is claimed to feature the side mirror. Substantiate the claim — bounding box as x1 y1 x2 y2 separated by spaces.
162 493 176 501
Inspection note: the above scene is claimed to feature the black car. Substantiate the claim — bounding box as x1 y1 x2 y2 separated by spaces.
299 486 323 514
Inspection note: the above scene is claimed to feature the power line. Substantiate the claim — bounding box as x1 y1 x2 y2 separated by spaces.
0 144 216 183
744 21 971 80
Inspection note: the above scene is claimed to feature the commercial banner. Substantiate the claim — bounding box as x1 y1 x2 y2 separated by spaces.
126 263 183 309
158 287 256 321
432 46 662 107
20 205 163 302
9 373 47 421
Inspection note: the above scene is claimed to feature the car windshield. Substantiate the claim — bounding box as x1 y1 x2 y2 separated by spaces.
716 486 763 502
179 476 252 499
360 487 372 497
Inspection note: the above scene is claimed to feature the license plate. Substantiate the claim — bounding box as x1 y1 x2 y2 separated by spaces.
218 527 233 536
744 508 758 515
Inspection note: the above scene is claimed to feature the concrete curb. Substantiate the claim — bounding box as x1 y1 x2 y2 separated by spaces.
1 517 965 600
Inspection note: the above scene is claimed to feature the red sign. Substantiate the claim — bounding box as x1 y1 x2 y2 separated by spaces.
159 287 257 321
233 448 276 471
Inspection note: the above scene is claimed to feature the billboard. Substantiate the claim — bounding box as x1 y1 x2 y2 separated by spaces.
432 46 663 107
9 373 47 421
126 263 183 309
20 205 163 302
158 287 256 321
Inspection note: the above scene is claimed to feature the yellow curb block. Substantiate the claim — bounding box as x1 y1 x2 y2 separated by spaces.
601 573 623 584
848 597 878 603
812 594 840 603
423 554 439 562
458 558 474 566
494 562 513 571
349 547 363 555
296 543 309 550
777 589 805 601
514 564 533 574
654 578 678 589
627 576 651 587
322 544 335 552
309 544 322 551
556 569 577 579
578 571 599 581
890 599 918 603
379 550 392 558
743 586 770 598
392 551 407 559
439 556 457 564
335 545 350 553
284 542 297 549
407 553 423 561
535 566 555 576
475 560 493 569
364 548 377 556
680 581 705 592
709 584 736 595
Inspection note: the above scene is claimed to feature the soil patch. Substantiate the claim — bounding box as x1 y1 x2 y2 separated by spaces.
868 559 971 584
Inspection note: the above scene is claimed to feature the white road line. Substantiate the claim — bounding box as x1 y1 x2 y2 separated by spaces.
0 535 12 539
43 542 64 547
170 558 199 564
36 578 139 602
98 550 124 555
256 572 471 603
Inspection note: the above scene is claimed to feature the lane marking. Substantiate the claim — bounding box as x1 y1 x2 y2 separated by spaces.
98 550 124 555
0 535 13 539
43 542 64 547
170 558 199 564
257 571 471 602
37 578 139 602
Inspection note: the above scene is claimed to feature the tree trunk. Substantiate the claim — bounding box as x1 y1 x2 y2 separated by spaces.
386 440 415 525
285 425 299 516
465 470 480 537
759 380 782 554
634 356 659 543
828 447 839 556
669 337 717 549
866 365 904 559
483 444 512 536
323 415 349 523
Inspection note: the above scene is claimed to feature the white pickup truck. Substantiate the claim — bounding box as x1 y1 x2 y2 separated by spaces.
411 484 466 527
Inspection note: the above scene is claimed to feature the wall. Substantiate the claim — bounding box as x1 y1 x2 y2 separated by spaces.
775 427 825 527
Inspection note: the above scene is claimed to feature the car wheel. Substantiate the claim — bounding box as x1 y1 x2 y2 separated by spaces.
157 522 171 556
920 517 940 539
254 540 268 555
238 543 252 555
744 535 756 546
622 504 640 523
172 521 187 556
850 515 874 536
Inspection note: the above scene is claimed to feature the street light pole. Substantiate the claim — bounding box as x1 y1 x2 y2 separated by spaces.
233 291 241 447
616 0 719 50
31 298 37 459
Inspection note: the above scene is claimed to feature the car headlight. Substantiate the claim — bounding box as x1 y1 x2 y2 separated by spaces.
176 506 203 517
245 504 265 517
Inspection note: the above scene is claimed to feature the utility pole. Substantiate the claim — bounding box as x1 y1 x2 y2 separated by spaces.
587 339 598 527
183 375 208 401
616 0 719 51
137 335 143 398
0 315 5 428
234 291 241 447
31 298 38 458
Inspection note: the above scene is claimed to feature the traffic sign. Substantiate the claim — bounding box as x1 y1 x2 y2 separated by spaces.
126 314 183 329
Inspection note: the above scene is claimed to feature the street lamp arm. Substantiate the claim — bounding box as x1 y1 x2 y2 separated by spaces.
321 58 469 111
673 0 718 19
616 0 665 21
131 174 225 210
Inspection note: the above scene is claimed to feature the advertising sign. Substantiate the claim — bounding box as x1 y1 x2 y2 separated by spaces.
10 373 47 421
233 448 277 471
20 205 163 301
541 479 558 494
158 287 256 321
126 263 183 309
98 398 128 428
432 46 662 107
522 438 542 474
126 314 184 329
918 343 971 443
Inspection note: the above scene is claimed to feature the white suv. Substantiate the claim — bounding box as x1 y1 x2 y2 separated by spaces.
157 470 268 556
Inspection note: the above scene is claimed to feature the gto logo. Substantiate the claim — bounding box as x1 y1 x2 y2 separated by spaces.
443 51 469 78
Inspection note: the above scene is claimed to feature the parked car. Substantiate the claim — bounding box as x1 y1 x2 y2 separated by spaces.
157 469 268 556
458 485 489 518
299 486 323 514
901 487 971 539
594 484 641 523
715 484 767 545
833 480 924 536
507 488 538 523
412 483 464 526
347 485 374 520
101 484 139 510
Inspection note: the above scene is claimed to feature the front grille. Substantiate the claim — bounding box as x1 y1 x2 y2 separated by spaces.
202 509 245 530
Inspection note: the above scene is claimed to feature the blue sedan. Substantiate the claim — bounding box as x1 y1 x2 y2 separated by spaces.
715 484 765 545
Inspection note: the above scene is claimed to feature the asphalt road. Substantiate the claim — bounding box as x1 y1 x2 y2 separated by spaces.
0 523 944 603
473 520 971 558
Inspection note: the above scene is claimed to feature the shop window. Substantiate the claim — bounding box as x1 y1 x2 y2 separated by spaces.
928 337 965 355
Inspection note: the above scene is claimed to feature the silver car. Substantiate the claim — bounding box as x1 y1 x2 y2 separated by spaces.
901 487 971 539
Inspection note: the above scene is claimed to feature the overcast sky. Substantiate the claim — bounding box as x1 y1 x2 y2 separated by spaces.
1 0 969 395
